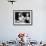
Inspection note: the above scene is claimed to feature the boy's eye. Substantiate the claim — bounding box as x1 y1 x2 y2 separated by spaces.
19 15 22 17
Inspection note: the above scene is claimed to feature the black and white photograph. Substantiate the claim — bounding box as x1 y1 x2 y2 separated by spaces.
13 10 32 25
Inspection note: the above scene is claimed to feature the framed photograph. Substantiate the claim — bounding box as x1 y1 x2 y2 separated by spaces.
13 10 32 25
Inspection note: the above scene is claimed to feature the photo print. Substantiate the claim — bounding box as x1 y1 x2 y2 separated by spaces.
13 10 32 25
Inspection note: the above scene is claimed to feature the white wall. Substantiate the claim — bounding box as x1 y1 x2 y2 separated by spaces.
0 0 46 42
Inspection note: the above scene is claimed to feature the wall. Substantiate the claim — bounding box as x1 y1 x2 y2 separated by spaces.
0 0 46 42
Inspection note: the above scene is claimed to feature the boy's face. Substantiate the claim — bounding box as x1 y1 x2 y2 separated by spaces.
18 13 25 22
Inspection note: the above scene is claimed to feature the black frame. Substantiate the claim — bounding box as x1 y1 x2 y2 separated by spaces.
13 10 33 26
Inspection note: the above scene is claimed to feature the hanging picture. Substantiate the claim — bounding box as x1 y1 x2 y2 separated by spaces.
13 10 32 25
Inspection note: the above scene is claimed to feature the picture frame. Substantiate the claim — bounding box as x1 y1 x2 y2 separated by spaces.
13 10 33 26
